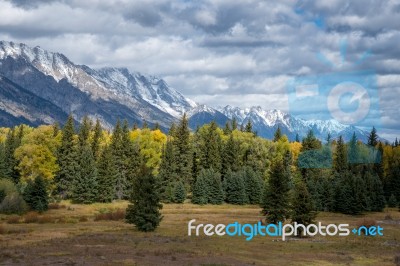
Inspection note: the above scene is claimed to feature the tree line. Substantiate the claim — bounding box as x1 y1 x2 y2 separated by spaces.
0 114 399 230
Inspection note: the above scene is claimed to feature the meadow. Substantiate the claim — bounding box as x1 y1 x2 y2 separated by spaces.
0 202 399 266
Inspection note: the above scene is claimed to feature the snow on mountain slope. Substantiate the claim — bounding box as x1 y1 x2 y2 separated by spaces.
0 41 196 127
218 105 370 141
92 67 197 118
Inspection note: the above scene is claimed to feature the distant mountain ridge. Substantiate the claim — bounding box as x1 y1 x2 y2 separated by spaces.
0 41 371 142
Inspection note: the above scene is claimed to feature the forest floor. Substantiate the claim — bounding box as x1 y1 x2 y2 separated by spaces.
0 202 399 266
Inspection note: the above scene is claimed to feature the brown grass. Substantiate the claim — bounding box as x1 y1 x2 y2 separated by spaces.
48 203 66 210
78 216 88 222
94 209 125 221
37 215 56 224
6 215 21 224
356 218 377 228
0 224 6 234
23 211 39 223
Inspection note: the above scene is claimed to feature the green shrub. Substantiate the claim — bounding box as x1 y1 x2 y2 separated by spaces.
0 192 28 214
0 178 18 197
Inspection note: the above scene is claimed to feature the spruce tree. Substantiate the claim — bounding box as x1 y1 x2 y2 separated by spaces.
173 114 193 187
24 176 49 213
261 157 290 223
388 194 397 208
245 120 253 133
291 180 316 234
200 121 222 173
224 170 247 205
223 122 232 135
192 169 209 205
231 117 238 130
126 166 163 232
55 115 79 198
367 127 378 147
78 116 92 147
295 133 300 143
97 145 117 202
243 167 262 204
206 169 224 205
158 138 178 202
173 181 186 203
365 171 386 211
273 126 282 142
91 119 103 160
71 145 98 204
333 136 347 174
3 128 22 183
221 134 240 178
0 142 6 178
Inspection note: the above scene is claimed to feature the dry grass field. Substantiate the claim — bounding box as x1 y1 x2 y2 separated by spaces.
0 202 399 266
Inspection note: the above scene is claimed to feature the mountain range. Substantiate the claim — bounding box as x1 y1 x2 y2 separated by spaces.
0 41 371 142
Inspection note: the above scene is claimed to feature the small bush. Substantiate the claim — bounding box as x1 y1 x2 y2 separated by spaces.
384 214 393 220
79 216 89 222
0 178 18 196
24 211 39 223
6 215 21 224
356 218 377 233
37 215 55 224
94 209 126 221
0 193 28 214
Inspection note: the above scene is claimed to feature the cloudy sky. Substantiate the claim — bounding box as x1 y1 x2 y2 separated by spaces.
0 0 399 140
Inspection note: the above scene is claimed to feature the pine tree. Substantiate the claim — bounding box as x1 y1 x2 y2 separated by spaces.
78 116 92 147
52 122 60 137
365 171 386 211
91 119 103 160
71 145 98 204
295 133 300 143
153 123 160 131
158 138 178 202
231 117 238 131
3 128 22 183
173 114 193 187
126 166 163 232
192 169 210 205
373 142 384 180
348 132 359 165
243 167 262 204
291 180 316 235
395 138 399 147
24 176 49 213
261 157 290 223
223 122 231 135
207 169 224 204
173 181 186 203
200 121 222 173
333 136 347 174
273 126 282 142
55 115 79 198
110 119 126 200
97 145 117 202
224 170 247 205
0 142 6 178
245 120 253 133
388 194 397 208
368 127 378 147
221 134 240 178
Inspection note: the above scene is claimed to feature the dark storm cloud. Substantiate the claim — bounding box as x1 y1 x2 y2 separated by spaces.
0 0 399 137
9 0 59 9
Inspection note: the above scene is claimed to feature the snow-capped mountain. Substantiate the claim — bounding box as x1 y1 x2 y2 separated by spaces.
0 40 372 142
0 41 196 129
218 105 370 142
